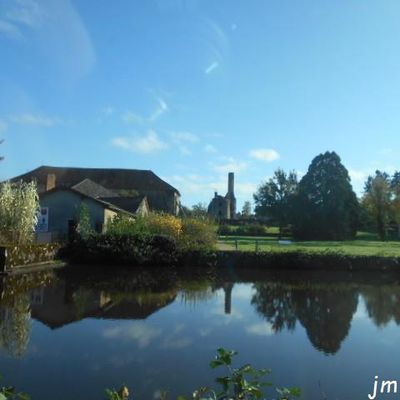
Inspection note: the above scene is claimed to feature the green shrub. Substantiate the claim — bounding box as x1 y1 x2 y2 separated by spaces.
107 213 217 253
107 213 182 240
66 233 179 266
179 218 218 251
218 224 267 236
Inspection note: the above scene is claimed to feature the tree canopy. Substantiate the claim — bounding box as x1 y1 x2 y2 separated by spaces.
291 151 359 240
253 168 298 236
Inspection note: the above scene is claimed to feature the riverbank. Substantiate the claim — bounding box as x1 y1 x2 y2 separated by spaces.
215 249 400 271
218 235 400 257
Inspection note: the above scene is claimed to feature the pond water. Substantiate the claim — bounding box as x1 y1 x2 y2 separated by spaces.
1 266 400 399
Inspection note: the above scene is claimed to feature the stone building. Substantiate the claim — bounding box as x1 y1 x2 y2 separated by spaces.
8 165 180 242
10 165 181 215
207 172 237 219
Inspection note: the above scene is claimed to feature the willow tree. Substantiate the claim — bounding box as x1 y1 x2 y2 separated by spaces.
0 181 40 244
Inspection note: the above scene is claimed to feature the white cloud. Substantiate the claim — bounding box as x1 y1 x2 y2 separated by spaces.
0 19 23 39
0 0 96 82
0 120 8 133
179 145 191 156
379 148 393 156
5 0 46 28
249 148 280 162
205 61 219 75
213 158 247 174
10 113 60 127
165 174 256 198
112 130 168 154
101 106 114 117
122 111 144 124
348 168 368 183
246 323 274 337
123 95 170 125
170 131 199 143
161 336 192 349
149 97 168 122
204 144 217 153
103 322 161 348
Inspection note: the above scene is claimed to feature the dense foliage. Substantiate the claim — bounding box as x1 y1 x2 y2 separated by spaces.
362 170 400 240
253 169 298 237
218 224 267 236
0 181 40 244
291 152 359 240
66 233 179 266
107 212 217 252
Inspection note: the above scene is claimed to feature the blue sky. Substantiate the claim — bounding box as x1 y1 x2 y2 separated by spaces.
1 0 400 210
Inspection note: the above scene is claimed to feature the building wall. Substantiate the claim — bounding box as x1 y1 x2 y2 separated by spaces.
39 190 107 238
138 190 180 215
208 196 231 219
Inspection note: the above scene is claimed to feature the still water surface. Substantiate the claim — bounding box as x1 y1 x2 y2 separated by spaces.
1 266 400 399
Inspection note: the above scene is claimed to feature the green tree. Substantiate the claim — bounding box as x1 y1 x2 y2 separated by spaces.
391 171 400 238
0 181 40 244
291 151 359 240
191 202 209 219
362 171 391 240
253 169 298 237
77 203 94 239
241 201 252 217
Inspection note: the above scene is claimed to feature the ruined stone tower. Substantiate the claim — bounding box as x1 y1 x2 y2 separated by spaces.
225 172 236 218
207 172 237 219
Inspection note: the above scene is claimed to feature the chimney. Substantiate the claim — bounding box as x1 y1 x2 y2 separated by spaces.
228 172 234 195
214 191 218 198
46 174 56 191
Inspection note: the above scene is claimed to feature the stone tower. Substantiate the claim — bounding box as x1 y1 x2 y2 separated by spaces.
225 172 236 218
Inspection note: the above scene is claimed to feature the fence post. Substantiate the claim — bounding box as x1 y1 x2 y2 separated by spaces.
255 240 259 252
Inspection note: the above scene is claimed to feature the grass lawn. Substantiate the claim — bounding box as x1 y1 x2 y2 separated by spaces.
218 232 400 257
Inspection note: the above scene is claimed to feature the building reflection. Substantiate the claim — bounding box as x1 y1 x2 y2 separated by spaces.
31 279 178 329
2 268 400 357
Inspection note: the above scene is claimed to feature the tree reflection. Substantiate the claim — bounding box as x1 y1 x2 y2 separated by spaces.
251 283 297 332
362 285 400 327
294 288 358 354
0 272 54 357
251 282 358 354
0 293 31 357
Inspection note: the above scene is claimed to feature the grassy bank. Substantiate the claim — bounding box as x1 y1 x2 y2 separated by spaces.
218 232 400 257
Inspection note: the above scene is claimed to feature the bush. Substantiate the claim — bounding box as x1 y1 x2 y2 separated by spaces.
179 217 218 251
218 224 267 236
107 213 182 240
107 213 217 253
66 233 179 266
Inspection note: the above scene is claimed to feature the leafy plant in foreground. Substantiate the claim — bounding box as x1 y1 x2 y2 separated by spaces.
106 348 301 400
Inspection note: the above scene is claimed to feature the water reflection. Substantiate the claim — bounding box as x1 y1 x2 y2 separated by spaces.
251 283 358 354
1 267 400 358
0 272 54 357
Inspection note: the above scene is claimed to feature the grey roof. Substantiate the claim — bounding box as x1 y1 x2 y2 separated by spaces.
39 187 135 216
100 196 147 214
72 179 118 198
11 165 180 195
